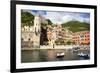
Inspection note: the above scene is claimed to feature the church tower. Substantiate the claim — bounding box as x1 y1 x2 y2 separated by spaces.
33 15 41 48
34 15 41 34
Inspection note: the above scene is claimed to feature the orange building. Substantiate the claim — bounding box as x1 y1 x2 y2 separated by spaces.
47 25 54 45
73 31 90 45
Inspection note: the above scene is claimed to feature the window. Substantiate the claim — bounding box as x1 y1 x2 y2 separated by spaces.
28 38 30 41
21 38 23 41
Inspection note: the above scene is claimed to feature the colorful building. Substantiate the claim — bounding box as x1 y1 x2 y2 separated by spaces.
73 31 90 45
47 24 73 45
47 25 55 45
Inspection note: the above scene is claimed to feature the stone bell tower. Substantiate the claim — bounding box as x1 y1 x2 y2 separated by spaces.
33 15 41 48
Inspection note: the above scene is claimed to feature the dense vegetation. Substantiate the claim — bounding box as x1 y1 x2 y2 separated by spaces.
21 11 34 27
21 11 52 27
41 19 52 28
62 21 90 32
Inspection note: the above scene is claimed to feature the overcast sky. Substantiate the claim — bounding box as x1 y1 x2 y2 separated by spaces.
22 9 90 24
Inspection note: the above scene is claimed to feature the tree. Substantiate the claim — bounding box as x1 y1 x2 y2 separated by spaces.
41 19 52 27
55 39 65 45
66 41 73 45
46 19 52 25
55 40 60 45
21 11 34 27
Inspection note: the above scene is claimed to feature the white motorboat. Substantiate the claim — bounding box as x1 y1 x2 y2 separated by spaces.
56 52 65 58
77 52 90 58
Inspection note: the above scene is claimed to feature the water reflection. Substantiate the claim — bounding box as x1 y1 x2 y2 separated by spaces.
21 49 90 63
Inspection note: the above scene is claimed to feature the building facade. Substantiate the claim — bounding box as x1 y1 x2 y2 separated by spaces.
73 31 90 45
47 24 73 45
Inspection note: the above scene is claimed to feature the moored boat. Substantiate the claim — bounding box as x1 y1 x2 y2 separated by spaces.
56 52 65 58
77 52 90 59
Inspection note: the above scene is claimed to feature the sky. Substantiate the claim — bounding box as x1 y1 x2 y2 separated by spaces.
22 9 90 24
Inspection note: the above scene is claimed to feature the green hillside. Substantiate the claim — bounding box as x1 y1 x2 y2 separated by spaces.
62 21 90 32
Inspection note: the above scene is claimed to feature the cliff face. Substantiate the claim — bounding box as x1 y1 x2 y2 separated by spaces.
40 26 48 45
